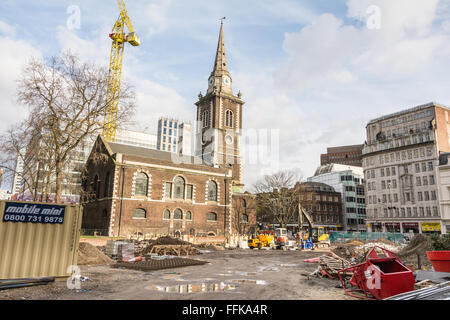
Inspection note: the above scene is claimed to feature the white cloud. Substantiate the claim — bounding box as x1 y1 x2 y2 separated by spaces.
0 21 15 37
142 0 172 37
0 21 42 134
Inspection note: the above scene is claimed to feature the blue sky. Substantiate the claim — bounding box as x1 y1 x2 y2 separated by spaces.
2 0 450 189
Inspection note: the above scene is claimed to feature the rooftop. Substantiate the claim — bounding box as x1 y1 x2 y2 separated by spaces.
314 163 364 176
367 102 450 126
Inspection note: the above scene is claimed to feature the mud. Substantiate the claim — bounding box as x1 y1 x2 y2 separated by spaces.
0 249 355 300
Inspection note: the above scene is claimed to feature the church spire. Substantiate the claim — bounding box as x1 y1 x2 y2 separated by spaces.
212 19 228 75
207 19 232 94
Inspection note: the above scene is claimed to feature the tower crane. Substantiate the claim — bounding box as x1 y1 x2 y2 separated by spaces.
103 0 140 142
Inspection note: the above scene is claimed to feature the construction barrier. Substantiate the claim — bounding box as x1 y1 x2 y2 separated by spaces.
0 201 83 280
330 231 406 244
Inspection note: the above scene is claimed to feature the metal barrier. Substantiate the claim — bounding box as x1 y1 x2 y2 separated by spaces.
330 231 407 244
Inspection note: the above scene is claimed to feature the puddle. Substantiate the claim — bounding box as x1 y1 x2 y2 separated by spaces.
230 279 268 285
258 266 280 272
146 282 236 293
234 271 260 276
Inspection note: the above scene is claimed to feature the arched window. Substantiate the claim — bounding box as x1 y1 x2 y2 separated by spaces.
240 214 249 223
185 211 192 221
242 199 247 208
207 212 217 222
163 209 171 220
132 208 146 219
174 208 182 220
93 175 100 198
104 172 111 198
202 109 210 128
135 172 149 196
225 110 234 127
207 181 217 201
174 176 185 199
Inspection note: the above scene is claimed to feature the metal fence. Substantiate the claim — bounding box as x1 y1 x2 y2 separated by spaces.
329 231 409 244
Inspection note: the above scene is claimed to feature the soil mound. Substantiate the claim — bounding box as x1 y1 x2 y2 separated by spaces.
77 242 113 265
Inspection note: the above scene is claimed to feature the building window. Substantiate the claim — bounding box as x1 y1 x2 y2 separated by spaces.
174 208 182 220
174 176 185 199
104 172 111 198
132 208 146 219
242 199 247 208
163 209 171 220
416 177 421 186
418 192 423 201
240 214 249 223
429 175 435 185
186 185 193 200
186 211 192 221
202 110 210 128
225 110 234 128
433 207 438 216
93 174 100 198
207 181 218 201
135 172 149 196
423 176 428 186
165 182 172 198
207 212 217 222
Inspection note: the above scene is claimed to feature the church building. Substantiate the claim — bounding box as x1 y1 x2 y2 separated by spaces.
81 22 257 241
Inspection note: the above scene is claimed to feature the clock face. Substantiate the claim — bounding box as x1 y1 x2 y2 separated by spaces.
225 134 233 145
222 76 230 86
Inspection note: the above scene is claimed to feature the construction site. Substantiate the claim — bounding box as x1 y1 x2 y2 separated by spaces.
0 229 449 300
1 0 450 306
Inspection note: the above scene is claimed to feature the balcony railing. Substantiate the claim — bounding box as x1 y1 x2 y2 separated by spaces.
363 128 434 155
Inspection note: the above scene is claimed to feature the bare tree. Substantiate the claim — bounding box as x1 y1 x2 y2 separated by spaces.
0 51 135 203
252 170 303 228
232 194 256 236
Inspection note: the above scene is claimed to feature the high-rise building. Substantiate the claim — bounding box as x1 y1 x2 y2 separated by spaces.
178 123 192 156
156 117 192 155
363 102 450 234
436 153 450 234
308 163 366 231
115 129 157 150
321 144 364 167
12 154 24 195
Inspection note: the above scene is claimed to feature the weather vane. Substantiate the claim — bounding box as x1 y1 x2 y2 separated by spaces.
220 17 226 24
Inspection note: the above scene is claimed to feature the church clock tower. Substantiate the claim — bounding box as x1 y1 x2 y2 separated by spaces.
195 21 244 187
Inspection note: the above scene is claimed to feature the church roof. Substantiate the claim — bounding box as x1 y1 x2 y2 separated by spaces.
107 141 207 166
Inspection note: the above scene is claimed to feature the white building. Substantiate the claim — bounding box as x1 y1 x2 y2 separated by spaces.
0 190 12 200
363 102 450 234
12 154 24 194
436 153 450 234
157 117 192 155
115 129 157 150
308 163 366 231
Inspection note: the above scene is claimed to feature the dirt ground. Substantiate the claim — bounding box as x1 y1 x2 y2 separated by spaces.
0 249 355 300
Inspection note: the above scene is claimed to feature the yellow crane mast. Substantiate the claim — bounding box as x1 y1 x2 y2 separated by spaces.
103 0 140 142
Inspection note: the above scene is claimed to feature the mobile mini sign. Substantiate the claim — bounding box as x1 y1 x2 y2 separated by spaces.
2 202 66 224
